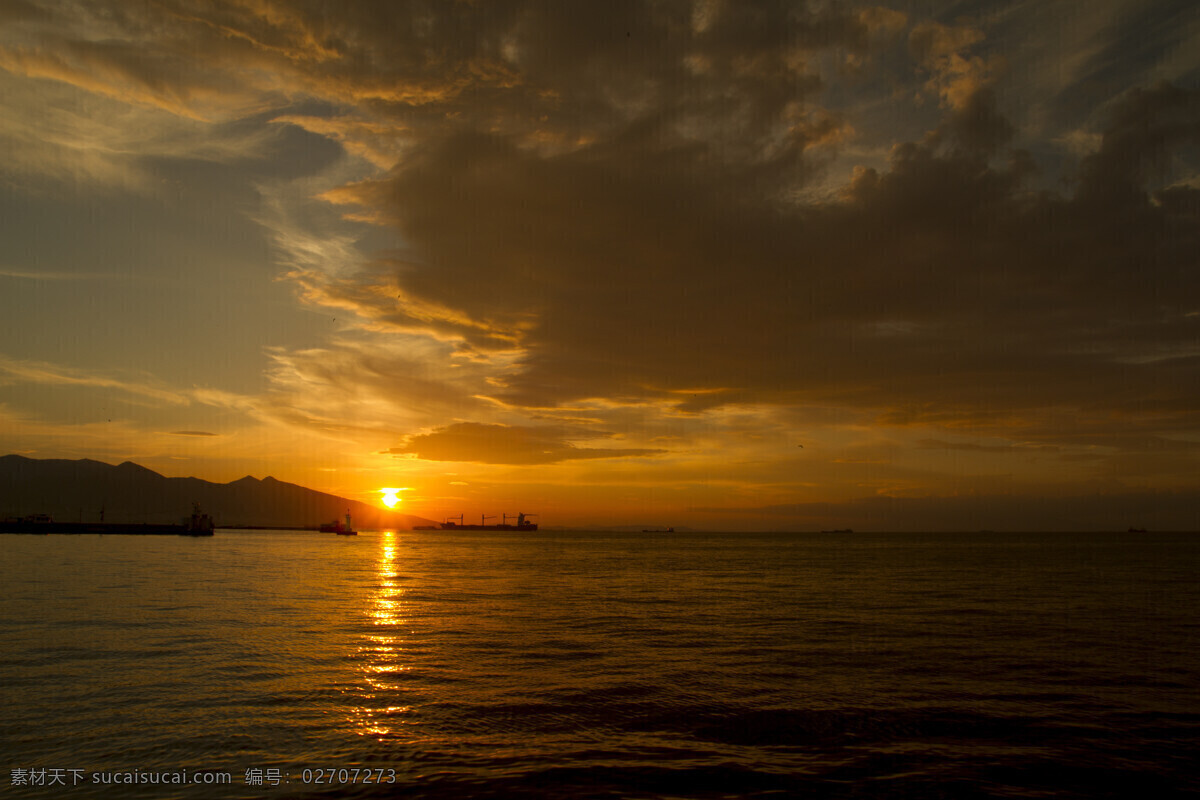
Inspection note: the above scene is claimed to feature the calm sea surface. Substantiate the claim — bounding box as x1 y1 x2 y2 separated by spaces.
2 530 1198 798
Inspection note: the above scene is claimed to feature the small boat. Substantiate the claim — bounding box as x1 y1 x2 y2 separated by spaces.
182 502 215 536
642 527 674 533
322 510 357 535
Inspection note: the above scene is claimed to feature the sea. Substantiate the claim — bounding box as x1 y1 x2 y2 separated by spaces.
1 530 1198 799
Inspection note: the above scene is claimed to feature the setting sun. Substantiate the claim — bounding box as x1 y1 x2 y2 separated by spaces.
380 489 401 508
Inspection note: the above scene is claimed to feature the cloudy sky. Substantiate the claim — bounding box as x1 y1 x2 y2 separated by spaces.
1 0 1198 530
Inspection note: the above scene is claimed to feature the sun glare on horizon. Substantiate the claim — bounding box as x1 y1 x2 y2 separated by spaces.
380 488 402 508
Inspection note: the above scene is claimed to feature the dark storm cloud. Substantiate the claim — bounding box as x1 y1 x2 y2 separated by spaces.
1077 81 1200 203
388 422 666 465
328 80 1200 440
0 0 48 24
1 0 873 143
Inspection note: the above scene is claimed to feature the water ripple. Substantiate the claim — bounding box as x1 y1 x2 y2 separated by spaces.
2 531 1198 798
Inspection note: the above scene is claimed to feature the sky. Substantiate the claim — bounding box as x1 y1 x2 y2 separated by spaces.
1 0 1198 531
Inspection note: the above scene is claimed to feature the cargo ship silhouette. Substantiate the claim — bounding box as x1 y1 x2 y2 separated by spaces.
414 513 537 531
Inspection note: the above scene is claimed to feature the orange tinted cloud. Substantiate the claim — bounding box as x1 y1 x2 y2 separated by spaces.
390 422 666 465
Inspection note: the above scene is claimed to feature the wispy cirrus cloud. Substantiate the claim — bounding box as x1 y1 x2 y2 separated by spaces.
0 356 191 405
388 422 667 465
0 267 119 280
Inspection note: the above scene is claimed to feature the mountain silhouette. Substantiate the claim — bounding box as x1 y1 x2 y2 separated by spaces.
0 455 434 529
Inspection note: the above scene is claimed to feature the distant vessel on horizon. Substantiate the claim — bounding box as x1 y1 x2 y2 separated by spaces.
185 502 215 535
642 527 674 533
821 528 854 534
423 513 538 531
321 510 357 535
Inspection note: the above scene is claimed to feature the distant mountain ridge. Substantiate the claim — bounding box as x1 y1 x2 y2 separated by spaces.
0 455 434 530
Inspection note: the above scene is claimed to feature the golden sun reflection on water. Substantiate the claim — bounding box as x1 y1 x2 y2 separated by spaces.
347 530 413 738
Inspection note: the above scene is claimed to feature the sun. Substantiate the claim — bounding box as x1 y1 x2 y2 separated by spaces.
380 488 402 508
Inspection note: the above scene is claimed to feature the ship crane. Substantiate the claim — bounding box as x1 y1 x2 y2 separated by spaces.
481 514 496 526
